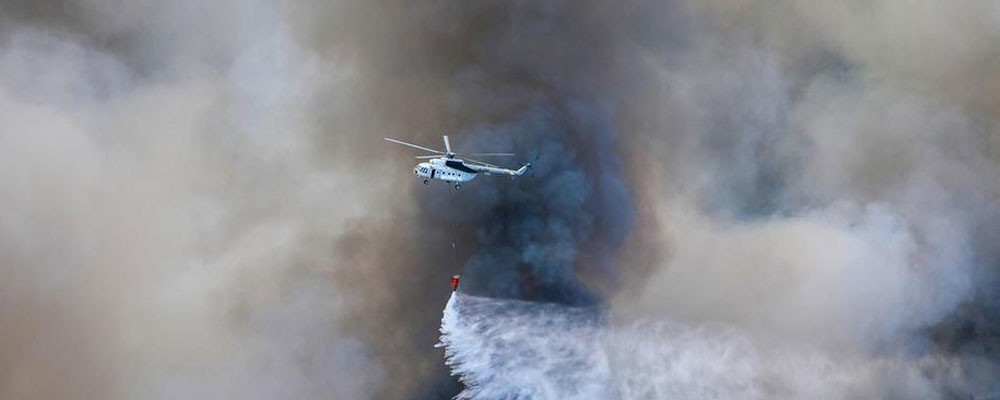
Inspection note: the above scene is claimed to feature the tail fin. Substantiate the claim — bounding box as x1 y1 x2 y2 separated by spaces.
514 164 531 176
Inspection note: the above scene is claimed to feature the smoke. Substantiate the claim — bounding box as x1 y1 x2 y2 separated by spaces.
0 1 391 399
357 1 640 306
436 0 1000 398
4 0 1000 399
427 102 632 305
614 0 1000 397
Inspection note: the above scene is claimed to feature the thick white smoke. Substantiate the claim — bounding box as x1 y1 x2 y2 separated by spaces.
606 2 1000 397
0 1 392 399
626 204 970 351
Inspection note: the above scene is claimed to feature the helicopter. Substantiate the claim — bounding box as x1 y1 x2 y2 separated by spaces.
385 136 530 190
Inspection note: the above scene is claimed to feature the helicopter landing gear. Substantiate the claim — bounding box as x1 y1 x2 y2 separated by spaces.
454 184 462 190
423 179 429 185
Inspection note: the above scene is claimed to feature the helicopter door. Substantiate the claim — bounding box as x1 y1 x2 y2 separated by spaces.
430 168 436 179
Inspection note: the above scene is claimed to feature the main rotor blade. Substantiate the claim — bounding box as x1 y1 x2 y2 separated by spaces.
384 138 444 154
415 155 440 159
467 153 516 157
443 135 452 153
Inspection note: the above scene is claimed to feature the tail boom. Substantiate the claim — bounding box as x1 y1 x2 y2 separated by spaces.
469 163 530 176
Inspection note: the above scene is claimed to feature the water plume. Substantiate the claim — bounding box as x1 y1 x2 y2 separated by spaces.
439 293 995 399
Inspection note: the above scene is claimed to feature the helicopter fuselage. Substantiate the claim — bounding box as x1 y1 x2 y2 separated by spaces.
387 136 529 189
414 158 479 184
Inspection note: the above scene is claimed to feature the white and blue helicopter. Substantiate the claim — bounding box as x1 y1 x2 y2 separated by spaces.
385 136 530 190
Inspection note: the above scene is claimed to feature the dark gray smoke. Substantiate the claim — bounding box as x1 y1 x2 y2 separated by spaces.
431 102 633 305
307 4 642 397
367 1 639 305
